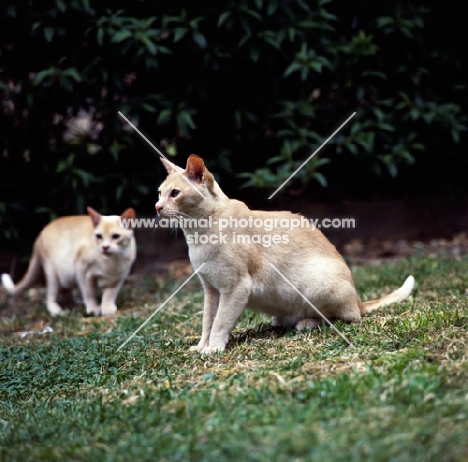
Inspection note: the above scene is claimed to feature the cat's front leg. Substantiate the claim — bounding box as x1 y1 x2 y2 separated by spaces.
76 271 100 316
100 285 122 316
190 283 220 352
200 282 250 355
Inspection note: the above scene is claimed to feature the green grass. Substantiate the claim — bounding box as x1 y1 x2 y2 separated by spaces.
1 255 468 461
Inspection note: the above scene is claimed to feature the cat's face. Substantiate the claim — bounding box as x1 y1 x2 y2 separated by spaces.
87 207 135 256
155 155 213 219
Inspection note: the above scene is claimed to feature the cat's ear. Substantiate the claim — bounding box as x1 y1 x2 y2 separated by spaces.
87 206 101 228
160 157 184 174
120 208 136 229
186 154 205 184
120 208 136 220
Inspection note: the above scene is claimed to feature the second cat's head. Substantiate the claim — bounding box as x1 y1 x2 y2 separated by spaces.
87 206 135 255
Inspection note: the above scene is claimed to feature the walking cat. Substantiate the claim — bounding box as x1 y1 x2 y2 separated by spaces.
155 155 415 354
1 207 137 316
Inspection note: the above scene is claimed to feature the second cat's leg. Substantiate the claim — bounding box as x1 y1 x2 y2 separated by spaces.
295 318 322 330
101 284 122 316
190 283 220 352
201 282 250 355
76 271 100 316
43 263 64 316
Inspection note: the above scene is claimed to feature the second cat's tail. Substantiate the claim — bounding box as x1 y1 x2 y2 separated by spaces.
359 275 415 315
1 250 41 296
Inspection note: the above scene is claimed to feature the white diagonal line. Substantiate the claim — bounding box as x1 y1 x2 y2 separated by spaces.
118 111 169 160
268 111 356 199
268 262 356 349
118 111 207 199
117 263 206 351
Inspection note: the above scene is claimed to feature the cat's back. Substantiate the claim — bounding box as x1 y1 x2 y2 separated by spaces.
36 215 93 258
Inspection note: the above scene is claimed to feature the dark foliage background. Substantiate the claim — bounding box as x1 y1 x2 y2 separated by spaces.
0 0 466 250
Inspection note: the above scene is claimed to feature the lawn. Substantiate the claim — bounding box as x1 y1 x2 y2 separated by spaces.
1 255 467 461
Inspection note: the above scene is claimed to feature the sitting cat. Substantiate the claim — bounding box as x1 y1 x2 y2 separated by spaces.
1 207 137 316
155 154 415 355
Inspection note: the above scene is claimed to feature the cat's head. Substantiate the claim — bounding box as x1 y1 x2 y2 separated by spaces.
155 154 223 219
87 206 135 256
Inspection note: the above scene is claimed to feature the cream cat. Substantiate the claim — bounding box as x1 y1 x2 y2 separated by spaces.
155 155 415 354
1 207 136 316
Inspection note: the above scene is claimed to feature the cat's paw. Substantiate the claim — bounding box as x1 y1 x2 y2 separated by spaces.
200 345 225 355
85 303 101 316
101 303 118 316
270 317 283 327
295 318 322 331
189 345 204 352
47 302 64 317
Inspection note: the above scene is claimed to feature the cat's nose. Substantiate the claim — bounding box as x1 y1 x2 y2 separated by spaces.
155 202 163 213
102 245 110 251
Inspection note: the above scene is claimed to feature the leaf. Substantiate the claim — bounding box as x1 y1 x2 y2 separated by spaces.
32 69 53 86
312 172 328 187
111 30 132 43
157 46 172 55
376 17 394 28
115 184 125 201
66 68 82 82
142 37 157 55
56 0 66 12
56 156 73 173
283 62 302 77
218 12 231 27
157 109 172 125
44 28 54 42
73 168 95 187
309 61 322 73
193 32 207 48
178 111 196 129
6 5 16 18
267 1 278 16
250 46 261 62
141 103 156 113
173 28 187 42
97 27 104 45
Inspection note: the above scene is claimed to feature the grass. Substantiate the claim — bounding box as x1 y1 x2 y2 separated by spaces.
1 255 468 461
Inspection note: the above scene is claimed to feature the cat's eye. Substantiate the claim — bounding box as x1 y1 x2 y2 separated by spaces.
170 189 180 198
95 233 102 240
112 233 121 240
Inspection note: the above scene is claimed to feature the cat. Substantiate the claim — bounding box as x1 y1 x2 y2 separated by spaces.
155 154 415 354
1 207 137 317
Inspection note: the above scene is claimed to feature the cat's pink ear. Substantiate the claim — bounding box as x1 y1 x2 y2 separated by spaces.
186 154 205 183
87 206 101 228
120 208 136 229
160 157 184 174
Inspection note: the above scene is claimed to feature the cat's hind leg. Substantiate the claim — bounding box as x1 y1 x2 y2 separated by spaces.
271 315 300 328
43 263 64 316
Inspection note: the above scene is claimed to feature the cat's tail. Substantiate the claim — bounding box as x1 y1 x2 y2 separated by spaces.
360 275 415 315
1 250 41 296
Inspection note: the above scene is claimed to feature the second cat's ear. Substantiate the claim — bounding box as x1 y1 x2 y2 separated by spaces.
160 157 184 174
87 206 102 228
120 208 136 220
120 207 136 229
